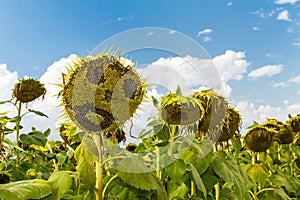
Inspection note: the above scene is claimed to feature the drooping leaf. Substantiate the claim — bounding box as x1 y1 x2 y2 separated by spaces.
0 179 52 200
189 163 207 198
44 171 72 200
28 109 49 118
164 159 186 180
151 96 159 108
56 151 68 165
245 164 269 184
169 182 189 199
212 151 247 198
20 131 47 146
258 187 291 200
271 172 300 195
74 143 96 191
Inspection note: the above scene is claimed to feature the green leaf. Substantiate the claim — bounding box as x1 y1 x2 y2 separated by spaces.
43 128 51 137
245 164 269 184
20 131 47 146
164 159 186 180
74 143 96 191
175 86 182 96
201 166 219 193
0 179 52 200
44 171 72 200
212 152 247 198
151 96 159 108
0 100 10 105
169 182 189 199
28 109 49 118
189 164 207 198
271 172 300 195
258 187 291 200
56 151 67 165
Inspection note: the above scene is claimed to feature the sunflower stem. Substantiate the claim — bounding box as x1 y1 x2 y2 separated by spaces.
15 101 22 166
94 133 103 200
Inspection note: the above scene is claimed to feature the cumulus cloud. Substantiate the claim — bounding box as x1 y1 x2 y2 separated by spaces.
0 64 18 101
277 10 292 22
271 81 288 87
275 0 298 4
236 100 300 133
248 64 283 79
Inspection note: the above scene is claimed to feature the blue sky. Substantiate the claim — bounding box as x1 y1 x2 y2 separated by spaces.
1 0 300 137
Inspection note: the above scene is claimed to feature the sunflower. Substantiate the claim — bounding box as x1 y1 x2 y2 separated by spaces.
218 107 241 142
59 52 146 134
244 126 274 152
12 78 46 103
160 93 204 125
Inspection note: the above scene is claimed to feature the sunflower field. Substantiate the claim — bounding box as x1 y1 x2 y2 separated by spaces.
0 53 299 200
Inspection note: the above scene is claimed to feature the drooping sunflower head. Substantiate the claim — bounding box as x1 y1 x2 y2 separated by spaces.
12 78 46 103
218 107 241 142
193 89 227 141
274 124 294 145
286 115 300 132
160 92 204 125
244 126 274 152
59 52 146 134
262 119 283 132
58 122 81 149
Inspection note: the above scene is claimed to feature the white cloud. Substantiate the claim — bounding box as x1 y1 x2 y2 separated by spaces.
117 17 124 21
252 26 260 31
0 64 18 101
197 28 212 37
277 10 292 22
275 0 298 4
248 64 283 79
213 50 250 82
236 100 300 132
271 81 288 87
147 32 154 36
289 74 300 83
266 53 283 59
293 41 300 47
169 30 176 35
202 36 212 42
227 2 233 6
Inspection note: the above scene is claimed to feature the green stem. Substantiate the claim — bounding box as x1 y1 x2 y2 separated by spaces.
102 174 118 199
168 125 176 156
155 146 161 180
191 181 196 196
214 182 220 200
252 151 256 165
94 133 103 200
15 101 22 166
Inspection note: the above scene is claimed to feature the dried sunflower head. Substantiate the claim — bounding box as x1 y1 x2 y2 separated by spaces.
286 115 300 132
244 126 274 152
262 119 283 132
193 89 227 141
59 53 146 133
12 78 46 103
274 124 293 145
160 93 204 125
218 107 241 142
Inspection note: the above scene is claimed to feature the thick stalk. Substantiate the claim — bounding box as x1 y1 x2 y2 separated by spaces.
191 181 196 196
155 146 161 180
168 126 176 156
15 101 22 166
94 134 103 200
214 182 220 200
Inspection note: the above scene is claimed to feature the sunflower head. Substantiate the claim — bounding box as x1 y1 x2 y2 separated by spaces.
58 122 81 149
274 124 294 145
244 126 274 152
26 169 37 179
218 107 241 142
12 78 46 103
160 93 203 125
286 115 300 132
193 90 227 141
59 52 146 134
262 119 283 132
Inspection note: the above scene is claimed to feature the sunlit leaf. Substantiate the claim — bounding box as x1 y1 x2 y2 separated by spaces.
28 109 49 118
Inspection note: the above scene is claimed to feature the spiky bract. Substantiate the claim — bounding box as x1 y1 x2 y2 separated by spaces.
12 78 46 103
59 53 145 133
